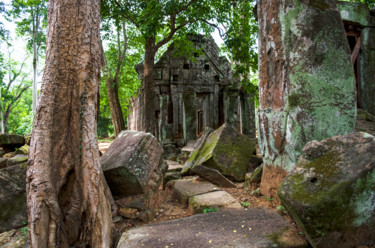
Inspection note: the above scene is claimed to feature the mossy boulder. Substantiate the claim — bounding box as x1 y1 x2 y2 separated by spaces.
0 163 28 233
181 124 256 182
101 130 166 205
279 132 375 248
14 145 29 156
0 134 25 150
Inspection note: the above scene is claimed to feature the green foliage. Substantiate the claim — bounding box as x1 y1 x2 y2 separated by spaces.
262 196 275 202
251 188 261 196
99 15 144 136
7 0 48 55
203 207 219 214
241 201 251 208
1 52 32 134
340 0 375 8
276 205 287 214
0 1 9 41
20 222 28 237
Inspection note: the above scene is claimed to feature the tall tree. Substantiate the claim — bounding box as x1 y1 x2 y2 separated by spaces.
9 0 47 112
26 0 112 246
100 19 127 136
0 53 30 133
103 0 217 134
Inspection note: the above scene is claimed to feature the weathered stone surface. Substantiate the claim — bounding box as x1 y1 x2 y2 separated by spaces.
166 177 220 205
356 109 375 136
0 134 25 147
188 191 241 214
359 27 375 116
7 155 28 167
182 124 256 182
191 165 236 188
338 1 371 26
0 158 7 169
279 132 375 248
163 171 180 186
193 127 214 150
165 160 183 172
0 163 28 233
0 229 28 248
117 208 307 248
101 130 165 202
257 0 356 196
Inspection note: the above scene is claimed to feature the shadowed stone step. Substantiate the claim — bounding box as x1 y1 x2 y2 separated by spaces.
166 177 220 205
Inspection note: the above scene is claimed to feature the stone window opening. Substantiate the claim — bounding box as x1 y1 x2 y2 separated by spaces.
214 75 220 82
183 63 190 69
204 64 210 70
173 75 179 81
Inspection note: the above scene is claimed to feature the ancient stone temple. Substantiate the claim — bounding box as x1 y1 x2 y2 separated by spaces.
338 2 375 116
128 35 256 146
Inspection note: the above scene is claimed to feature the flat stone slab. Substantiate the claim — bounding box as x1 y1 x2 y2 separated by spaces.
165 160 183 172
117 208 307 248
166 177 220 205
0 134 25 147
188 191 242 214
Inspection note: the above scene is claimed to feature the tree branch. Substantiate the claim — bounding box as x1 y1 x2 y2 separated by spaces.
199 19 226 38
112 0 141 30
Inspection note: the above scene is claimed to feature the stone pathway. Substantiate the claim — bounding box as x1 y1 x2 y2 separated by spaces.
166 177 242 214
117 208 307 248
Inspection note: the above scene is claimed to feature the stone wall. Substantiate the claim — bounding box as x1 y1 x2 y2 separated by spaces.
257 0 357 196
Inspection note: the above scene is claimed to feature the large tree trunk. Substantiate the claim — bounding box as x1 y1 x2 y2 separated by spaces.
105 78 125 136
142 37 157 135
26 0 112 247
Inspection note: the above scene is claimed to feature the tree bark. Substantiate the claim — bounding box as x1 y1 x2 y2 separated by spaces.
26 0 112 247
142 37 157 134
105 78 125 136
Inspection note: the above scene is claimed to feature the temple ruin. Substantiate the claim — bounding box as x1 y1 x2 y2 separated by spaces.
128 35 256 147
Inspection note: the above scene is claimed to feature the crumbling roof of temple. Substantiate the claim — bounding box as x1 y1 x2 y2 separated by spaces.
135 34 234 84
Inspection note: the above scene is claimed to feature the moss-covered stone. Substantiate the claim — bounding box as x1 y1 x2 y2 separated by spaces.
279 132 375 248
182 124 256 181
0 163 28 233
14 145 29 155
101 130 165 209
338 1 371 26
257 0 356 197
